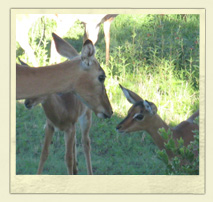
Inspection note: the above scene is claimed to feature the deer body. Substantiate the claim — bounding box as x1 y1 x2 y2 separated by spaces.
25 92 93 175
144 111 199 155
17 59 79 99
116 84 199 158
20 39 94 174
18 33 113 174
41 93 87 131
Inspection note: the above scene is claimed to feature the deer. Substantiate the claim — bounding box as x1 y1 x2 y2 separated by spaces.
79 14 118 66
23 82 93 175
23 77 93 175
18 33 98 175
116 84 199 159
16 14 117 66
16 33 113 121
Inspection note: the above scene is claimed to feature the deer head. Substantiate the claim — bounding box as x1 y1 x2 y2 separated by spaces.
52 33 113 118
116 84 158 133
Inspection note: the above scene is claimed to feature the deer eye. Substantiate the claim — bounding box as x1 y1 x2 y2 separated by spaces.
133 113 144 120
98 75 106 83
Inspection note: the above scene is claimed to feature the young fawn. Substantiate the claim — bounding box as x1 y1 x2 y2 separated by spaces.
24 92 93 175
116 84 199 158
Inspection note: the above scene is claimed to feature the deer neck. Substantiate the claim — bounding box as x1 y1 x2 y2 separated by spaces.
16 59 81 99
145 114 171 151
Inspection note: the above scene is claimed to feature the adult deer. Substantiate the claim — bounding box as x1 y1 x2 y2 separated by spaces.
19 34 96 174
23 73 93 175
17 33 113 120
116 84 199 158
16 14 117 66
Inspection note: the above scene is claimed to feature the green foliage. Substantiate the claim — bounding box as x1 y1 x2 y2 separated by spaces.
16 14 199 175
157 118 199 175
102 14 199 90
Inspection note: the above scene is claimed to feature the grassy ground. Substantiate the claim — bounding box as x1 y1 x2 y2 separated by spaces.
16 14 199 175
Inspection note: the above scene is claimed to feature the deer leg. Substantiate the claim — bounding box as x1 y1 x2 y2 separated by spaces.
79 110 93 175
103 18 113 66
64 126 76 175
73 136 78 175
83 22 100 45
37 122 54 174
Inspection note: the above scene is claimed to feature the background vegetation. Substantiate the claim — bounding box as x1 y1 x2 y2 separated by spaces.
16 14 199 175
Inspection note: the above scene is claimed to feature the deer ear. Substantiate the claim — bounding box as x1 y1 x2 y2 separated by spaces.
81 40 95 69
119 84 143 104
144 100 158 115
52 32 79 60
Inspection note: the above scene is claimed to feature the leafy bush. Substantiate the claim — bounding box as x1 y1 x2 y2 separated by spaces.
157 117 199 175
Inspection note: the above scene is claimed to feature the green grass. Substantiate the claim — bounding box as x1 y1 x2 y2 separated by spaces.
16 14 199 175
16 102 166 175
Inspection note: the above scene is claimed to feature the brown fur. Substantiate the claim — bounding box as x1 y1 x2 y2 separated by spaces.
19 34 112 174
25 92 93 175
116 85 199 159
17 33 113 118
